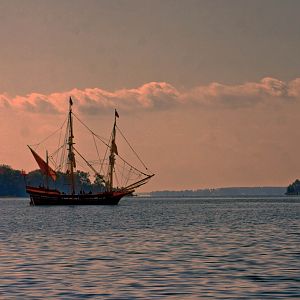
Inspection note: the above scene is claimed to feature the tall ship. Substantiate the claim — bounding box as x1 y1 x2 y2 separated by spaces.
26 98 154 205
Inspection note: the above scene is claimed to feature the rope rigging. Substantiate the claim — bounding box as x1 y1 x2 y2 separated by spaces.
116 124 149 171
29 108 153 191
29 117 68 149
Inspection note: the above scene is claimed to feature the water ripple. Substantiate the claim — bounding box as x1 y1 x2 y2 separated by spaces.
0 197 299 299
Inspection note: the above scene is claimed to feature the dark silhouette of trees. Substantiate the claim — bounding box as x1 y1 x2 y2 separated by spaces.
0 164 105 197
286 179 300 195
0 165 26 196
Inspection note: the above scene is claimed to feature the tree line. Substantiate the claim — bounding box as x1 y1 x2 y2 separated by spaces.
286 179 300 195
0 164 105 197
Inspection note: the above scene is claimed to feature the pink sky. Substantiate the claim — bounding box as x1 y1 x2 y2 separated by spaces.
1 77 300 191
1 1 300 191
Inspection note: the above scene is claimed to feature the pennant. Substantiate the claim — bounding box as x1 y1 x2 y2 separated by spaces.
115 109 119 118
69 97 73 106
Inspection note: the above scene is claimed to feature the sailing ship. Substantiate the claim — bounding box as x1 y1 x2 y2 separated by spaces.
26 97 154 205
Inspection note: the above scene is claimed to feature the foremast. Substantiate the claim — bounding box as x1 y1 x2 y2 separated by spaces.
107 109 119 192
67 97 76 194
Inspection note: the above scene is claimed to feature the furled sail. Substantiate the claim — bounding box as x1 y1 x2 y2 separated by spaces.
28 146 57 181
111 139 118 155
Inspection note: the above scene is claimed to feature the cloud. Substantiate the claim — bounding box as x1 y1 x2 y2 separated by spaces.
1 77 299 114
0 94 10 109
186 77 291 108
5 93 60 114
74 82 180 114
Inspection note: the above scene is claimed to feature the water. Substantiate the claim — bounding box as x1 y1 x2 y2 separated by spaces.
0 197 299 299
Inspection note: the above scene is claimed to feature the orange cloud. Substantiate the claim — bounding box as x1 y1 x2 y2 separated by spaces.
1 77 298 114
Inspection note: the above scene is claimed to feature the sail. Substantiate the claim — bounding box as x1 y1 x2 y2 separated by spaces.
111 140 118 155
28 146 57 181
26 100 154 203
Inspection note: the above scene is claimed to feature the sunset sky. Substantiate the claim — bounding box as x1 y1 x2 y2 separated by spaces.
1 0 300 191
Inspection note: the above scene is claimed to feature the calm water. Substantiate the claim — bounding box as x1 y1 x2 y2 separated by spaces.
0 197 299 299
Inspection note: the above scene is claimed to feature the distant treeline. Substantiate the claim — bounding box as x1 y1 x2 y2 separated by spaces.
0 164 294 197
150 186 286 197
0 165 105 197
286 179 300 195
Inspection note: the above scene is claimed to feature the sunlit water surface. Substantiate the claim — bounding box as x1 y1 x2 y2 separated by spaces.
0 197 299 299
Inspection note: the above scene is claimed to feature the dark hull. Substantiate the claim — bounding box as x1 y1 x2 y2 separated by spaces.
26 186 130 206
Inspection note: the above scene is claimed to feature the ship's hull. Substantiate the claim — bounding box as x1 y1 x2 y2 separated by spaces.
26 186 131 206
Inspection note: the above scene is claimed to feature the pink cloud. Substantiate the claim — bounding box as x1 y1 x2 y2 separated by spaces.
0 94 10 109
187 77 290 108
1 77 299 114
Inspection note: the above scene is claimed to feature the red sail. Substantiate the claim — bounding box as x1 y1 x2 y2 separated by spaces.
28 146 57 181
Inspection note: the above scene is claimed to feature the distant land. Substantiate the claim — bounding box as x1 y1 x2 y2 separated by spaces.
149 187 287 197
0 164 105 197
0 164 299 198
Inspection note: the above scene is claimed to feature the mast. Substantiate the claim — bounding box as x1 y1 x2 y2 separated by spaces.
67 97 76 194
46 150 49 189
107 109 119 192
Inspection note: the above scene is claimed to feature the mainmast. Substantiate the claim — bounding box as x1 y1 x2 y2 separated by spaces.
67 97 76 194
107 109 119 192
46 150 49 189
